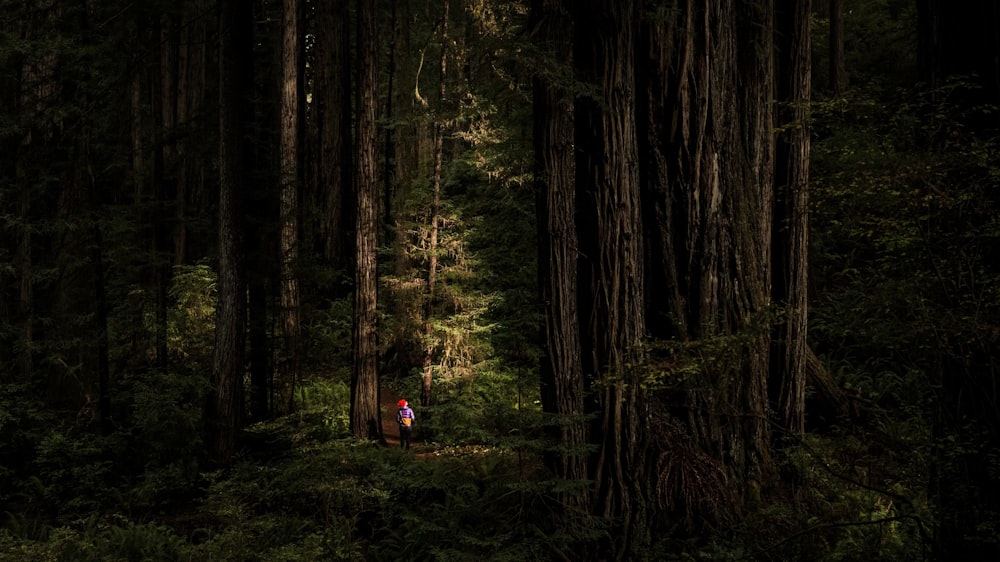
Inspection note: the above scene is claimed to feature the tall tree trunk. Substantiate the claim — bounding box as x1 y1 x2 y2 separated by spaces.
772 0 812 436
351 0 382 442
383 0 398 239
211 0 252 466
175 0 209 263
421 0 449 408
639 0 777 517
573 0 649 554
310 0 353 275
153 12 177 369
279 0 302 413
531 0 588 514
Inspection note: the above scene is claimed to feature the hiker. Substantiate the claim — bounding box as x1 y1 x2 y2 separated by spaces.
396 399 415 450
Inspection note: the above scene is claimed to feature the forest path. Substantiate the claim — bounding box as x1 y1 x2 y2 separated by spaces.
380 387 430 457
380 387 403 448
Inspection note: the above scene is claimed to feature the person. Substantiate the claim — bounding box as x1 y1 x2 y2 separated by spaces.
396 399 415 450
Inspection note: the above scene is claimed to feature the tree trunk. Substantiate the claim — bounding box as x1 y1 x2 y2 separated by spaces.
351 0 382 442
153 12 177 369
532 0 588 513
573 0 649 554
174 0 209 263
772 0 812 436
421 0 449 409
639 0 776 515
383 0 398 239
211 0 252 466
310 0 353 275
279 0 302 413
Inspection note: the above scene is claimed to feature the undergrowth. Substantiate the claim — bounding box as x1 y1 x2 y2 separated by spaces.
1 375 931 562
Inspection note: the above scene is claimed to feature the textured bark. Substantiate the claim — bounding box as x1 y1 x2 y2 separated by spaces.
772 0 812 436
639 0 776 508
351 0 382 442
279 0 302 413
174 0 209 263
211 0 252 466
573 0 649 553
310 0 353 273
532 0 588 512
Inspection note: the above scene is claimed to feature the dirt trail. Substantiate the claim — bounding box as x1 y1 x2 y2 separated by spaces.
381 387 404 447
381 387 433 457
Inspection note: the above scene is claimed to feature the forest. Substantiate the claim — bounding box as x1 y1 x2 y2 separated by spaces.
1 0 999 560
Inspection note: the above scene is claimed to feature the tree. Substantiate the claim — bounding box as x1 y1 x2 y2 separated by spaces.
420 0 450 408
278 0 302 413
307 0 353 275
350 0 382 441
210 0 253 466
531 0 588 513
572 0 649 552
771 0 812 436
637 0 805 522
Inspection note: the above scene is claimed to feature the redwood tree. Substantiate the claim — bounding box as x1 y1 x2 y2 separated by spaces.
531 0 588 513
278 0 303 413
211 0 253 466
772 0 812 437
307 0 353 274
637 0 805 522
572 0 650 552
350 0 382 441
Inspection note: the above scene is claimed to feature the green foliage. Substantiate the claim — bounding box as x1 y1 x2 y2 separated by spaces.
33 431 116 516
167 264 217 372
811 0 918 95
292 378 353 440
300 297 354 374
112 369 210 511
0 385 53 505
810 60 1000 557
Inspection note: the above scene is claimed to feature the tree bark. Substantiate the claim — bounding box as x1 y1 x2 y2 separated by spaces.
279 0 302 413
772 0 812 436
573 0 649 553
310 0 353 274
351 0 382 442
211 0 252 466
639 0 776 513
532 0 588 513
